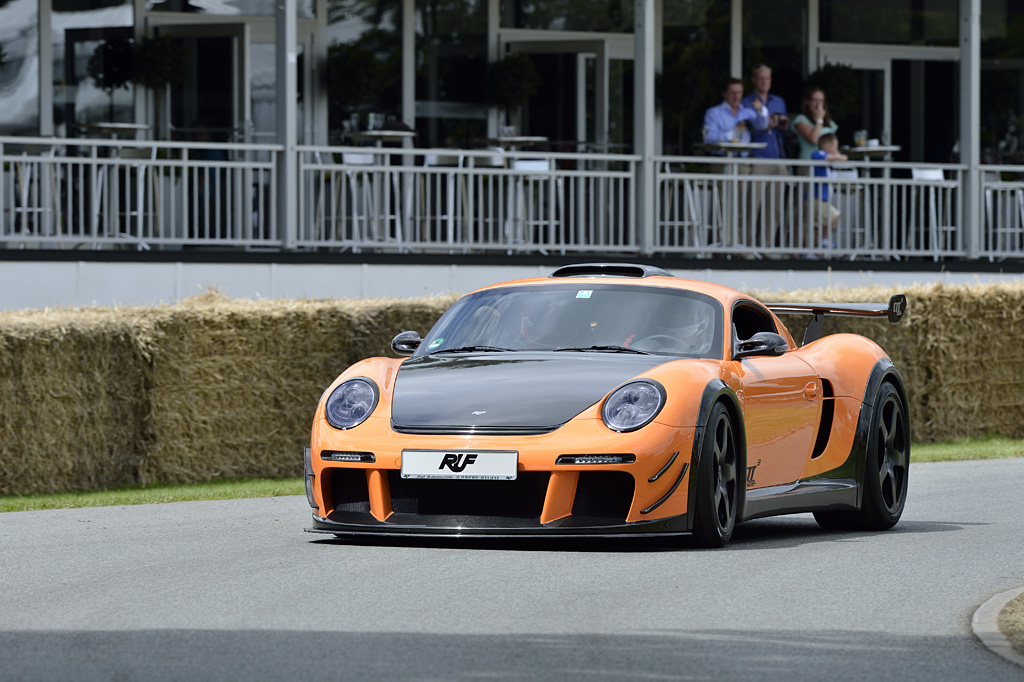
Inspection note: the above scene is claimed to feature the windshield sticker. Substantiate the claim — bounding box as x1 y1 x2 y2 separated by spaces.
428 338 444 350
576 290 593 299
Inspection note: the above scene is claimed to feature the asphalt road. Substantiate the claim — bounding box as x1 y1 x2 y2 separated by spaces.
2 458 1023 682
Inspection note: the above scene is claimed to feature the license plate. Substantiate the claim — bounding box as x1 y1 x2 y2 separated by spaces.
401 450 518 480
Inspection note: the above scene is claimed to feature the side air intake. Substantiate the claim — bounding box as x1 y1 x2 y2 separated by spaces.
550 263 674 279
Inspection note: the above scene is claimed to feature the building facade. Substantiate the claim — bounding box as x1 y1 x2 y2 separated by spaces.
2 1 1018 160
2 1 1023 264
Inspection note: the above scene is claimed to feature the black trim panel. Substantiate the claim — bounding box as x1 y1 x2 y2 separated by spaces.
742 478 858 521
640 462 689 515
308 511 690 538
648 451 679 482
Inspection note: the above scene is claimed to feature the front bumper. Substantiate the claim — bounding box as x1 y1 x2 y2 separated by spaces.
306 510 691 538
307 411 697 534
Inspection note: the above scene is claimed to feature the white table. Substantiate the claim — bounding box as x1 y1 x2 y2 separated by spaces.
351 130 417 147
490 136 549 151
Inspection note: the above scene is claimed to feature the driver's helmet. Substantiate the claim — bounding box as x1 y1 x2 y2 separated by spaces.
651 298 714 352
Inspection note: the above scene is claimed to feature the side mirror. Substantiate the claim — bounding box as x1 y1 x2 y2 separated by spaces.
734 331 788 359
391 331 422 356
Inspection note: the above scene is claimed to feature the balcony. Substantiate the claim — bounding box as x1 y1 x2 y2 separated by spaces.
3 135 1022 263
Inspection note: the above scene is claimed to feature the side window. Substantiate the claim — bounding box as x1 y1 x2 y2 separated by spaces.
732 303 777 342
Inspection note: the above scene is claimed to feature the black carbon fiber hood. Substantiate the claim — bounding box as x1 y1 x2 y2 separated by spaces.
391 353 667 431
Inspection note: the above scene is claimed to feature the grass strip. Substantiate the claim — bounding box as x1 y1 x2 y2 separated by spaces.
910 434 1024 463
1 437 1022 513
0 477 304 513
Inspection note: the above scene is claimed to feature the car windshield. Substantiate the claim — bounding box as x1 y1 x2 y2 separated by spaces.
416 283 724 358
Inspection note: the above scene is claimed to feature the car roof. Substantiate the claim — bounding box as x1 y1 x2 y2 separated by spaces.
470 272 756 309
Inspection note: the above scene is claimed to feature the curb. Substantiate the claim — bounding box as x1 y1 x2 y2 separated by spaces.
972 585 1024 669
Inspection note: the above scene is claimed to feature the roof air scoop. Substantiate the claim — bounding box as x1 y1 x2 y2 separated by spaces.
549 263 674 279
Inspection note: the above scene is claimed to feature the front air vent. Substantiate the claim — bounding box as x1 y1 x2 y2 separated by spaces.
549 263 674 279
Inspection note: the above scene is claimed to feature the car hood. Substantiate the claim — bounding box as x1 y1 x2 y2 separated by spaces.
391 353 668 432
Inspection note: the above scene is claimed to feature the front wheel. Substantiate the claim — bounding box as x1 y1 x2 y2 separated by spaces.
691 402 740 548
814 382 909 531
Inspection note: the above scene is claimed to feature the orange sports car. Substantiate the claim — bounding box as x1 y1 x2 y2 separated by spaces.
304 263 909 547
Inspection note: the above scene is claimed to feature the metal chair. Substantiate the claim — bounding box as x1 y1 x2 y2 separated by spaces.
911 167 957 260
508 158 564 254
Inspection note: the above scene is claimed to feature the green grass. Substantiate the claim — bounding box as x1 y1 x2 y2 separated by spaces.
0 477 304 513
1 437 1021 513
912 434 1024 463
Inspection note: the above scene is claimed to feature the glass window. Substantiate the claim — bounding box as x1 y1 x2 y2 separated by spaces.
981 0 1024 164
327 0 403 144
415 0 487 148
500 0 632 32
145 0 314 18
418 284 724 358
51 3 134 136
661 1 730 154
742 0 804 118
820 0 958 46
0 0 41 134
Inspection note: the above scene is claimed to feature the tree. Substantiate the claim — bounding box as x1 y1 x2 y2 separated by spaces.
484 53 541 128
132 35 186 90
87 37 135 120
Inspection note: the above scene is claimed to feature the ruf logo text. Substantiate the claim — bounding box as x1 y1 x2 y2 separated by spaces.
440 453 478 472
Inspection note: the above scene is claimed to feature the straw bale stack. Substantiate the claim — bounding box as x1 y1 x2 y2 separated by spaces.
139 293 454 485
2 281 1023 496
0 307 154 496
764 281 1024 442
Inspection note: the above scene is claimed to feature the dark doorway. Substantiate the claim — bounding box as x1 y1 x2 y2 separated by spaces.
892 60 958 163
524 53 577 147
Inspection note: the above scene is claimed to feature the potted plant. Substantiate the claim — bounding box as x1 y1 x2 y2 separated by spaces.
86 37 135 120
485 53 541 131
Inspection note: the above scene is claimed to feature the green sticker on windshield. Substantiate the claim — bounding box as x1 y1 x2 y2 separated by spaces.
576 290 593 299
428 338 444 349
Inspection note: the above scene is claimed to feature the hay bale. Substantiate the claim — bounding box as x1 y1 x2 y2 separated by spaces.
139 293 454 485
763 281 1024 443
0 307 153 496
5 280 1024 496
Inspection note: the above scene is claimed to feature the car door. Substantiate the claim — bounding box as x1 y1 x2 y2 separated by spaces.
731 302 821 489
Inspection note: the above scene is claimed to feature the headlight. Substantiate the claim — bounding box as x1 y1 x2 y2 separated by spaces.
324 378 379 429
601 380 665 432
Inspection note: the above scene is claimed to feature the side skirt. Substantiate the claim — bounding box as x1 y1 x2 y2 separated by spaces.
741 478 858 522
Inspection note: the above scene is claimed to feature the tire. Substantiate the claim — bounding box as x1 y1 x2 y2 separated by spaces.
814 382 910 531
691 402 740 548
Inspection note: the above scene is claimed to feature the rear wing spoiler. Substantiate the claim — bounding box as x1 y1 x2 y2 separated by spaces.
766 294 907 346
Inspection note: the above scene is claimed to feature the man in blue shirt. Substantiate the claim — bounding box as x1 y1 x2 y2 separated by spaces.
702 77 768 250
703 77 767 155
741 65 791 249
742 65 790 161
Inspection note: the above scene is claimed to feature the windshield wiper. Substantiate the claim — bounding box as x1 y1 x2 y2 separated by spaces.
553 345 651 355
431 345 516 354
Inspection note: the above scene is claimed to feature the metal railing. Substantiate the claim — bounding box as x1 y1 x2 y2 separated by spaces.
1 136 280 250
657 157 966 261
981 164 1024 261
4 135 1024 262
297 146 639 254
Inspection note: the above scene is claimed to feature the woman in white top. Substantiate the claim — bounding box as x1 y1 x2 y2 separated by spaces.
791 87 839 170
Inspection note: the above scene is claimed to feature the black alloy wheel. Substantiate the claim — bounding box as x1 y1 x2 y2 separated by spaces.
814 381 910 531
692 402 739 548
